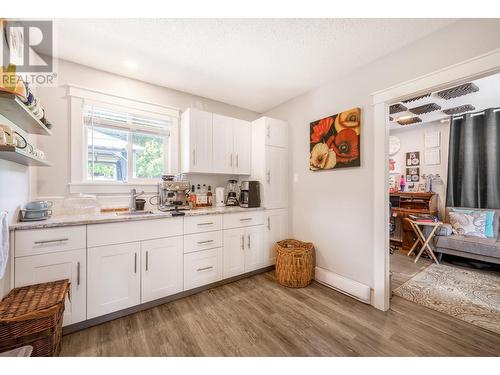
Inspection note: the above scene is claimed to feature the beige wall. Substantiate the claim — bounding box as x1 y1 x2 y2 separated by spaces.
35 59 260 198
264 19 500 288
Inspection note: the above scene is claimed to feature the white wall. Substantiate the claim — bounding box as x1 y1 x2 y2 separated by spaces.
0 115 32 297
264 19 500 289
35 59 260 200
390 120 450 219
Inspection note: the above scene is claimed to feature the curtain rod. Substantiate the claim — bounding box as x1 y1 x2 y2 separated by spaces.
451 108 500 120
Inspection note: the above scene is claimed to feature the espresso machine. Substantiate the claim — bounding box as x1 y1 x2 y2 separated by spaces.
152 175 191 211
240 181 260 208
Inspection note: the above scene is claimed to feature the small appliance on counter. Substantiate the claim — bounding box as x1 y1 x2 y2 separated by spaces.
215 187 226 207
151 174 191 211
240 181 261 208
19 200 53 222
225 179 239 206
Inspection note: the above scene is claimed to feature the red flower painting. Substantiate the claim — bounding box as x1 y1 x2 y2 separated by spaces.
309 108 361 170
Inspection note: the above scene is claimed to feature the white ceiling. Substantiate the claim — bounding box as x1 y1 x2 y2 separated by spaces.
389 72 500 130
49 19 457 113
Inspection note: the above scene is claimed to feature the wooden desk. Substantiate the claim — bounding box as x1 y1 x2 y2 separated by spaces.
390 192 438 252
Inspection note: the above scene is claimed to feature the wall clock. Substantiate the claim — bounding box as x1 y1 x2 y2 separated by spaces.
389 136 401 156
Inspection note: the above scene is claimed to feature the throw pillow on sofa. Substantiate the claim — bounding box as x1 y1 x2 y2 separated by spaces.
449 211 487 238
451 208 496 238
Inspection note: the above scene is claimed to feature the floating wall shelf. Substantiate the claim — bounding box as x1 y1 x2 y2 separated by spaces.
0 92 52 135
0 145 51 167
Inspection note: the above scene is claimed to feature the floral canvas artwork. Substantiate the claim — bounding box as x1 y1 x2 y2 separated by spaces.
309 107 361 171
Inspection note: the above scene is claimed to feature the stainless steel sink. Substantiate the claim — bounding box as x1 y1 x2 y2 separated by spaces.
115 210 155 216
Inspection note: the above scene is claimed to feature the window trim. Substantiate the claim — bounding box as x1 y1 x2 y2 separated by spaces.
67 85 180 194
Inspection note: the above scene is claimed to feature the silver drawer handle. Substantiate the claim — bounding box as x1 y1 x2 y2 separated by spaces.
197 266 213 272
248 234 251 249
134 252 137 274
240 218 252 222
267 217 271 230
34 238 68 245
197 240 214 244
197 222 214 226
236 154 239 168
241 235 244 250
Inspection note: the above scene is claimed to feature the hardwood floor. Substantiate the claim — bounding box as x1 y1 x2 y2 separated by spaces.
390 251 432 290
61 270 500 356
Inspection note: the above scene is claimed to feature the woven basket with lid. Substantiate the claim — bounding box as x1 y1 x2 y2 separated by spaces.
0 279 70 356
275 239 314 288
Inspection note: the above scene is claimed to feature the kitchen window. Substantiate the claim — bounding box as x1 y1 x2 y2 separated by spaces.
84 104 171 183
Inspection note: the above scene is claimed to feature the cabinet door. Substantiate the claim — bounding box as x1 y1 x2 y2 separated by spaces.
233 119 252 175
14 249 86 326
141 236 183 303
244 226 264 272
222 228 245 279
264 209 289 267
265 118 288 148
212 113 234 174
87 242 141 319
184 108 213 173
264 146 288 209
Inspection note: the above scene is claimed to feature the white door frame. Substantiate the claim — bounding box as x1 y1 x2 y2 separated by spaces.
371 48 500 311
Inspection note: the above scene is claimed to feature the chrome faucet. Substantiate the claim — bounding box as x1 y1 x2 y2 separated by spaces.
129 188 144 212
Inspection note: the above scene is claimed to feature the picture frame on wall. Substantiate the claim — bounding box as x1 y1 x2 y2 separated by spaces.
309 107 361 171
406 151 420 167
406 167 419 182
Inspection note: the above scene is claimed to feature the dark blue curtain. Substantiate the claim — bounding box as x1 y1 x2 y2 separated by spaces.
446 108 500 209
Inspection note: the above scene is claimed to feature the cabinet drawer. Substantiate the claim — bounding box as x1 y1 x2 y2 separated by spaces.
15 226 86 258
184 214 222 234
223 211 264 229
184 231 222 254
87 218 183 247
184 247 222 290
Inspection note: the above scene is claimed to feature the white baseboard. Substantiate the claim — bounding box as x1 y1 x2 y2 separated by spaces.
314 267 371 304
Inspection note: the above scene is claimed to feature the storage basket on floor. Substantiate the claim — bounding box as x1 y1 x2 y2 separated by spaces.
275 239 314 288
0 279 70 357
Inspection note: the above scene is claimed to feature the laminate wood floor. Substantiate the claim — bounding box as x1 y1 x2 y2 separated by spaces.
61 270 500 356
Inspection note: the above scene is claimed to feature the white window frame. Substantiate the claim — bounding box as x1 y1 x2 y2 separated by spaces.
67 85 180 194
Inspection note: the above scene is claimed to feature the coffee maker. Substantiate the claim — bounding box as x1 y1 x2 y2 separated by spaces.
153 175 191 211
239 181 260 208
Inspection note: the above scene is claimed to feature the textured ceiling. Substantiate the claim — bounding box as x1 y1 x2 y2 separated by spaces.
49 19 457 112
389 72 500 130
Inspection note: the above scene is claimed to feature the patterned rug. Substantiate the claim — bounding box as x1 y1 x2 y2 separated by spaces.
393 263 500 335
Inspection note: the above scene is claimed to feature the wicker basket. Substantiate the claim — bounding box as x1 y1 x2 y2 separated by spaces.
0 279 70 357
275 239 314 288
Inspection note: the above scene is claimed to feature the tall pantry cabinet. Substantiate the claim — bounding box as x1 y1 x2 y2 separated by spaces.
251 117 289 267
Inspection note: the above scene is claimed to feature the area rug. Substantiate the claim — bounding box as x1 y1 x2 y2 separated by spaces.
393 263 500 335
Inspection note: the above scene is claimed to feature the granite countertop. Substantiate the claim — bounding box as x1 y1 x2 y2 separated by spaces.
10 206 265 231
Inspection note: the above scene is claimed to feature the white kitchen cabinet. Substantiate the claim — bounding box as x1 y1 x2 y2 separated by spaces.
264 117 288 148
14 248 86 326
233 119 252 175
87 242 141 319
223 228 245 278
181 108 213 173
263 209 289 267
244 225 264 272
141 236 183 303
223 225 264 278
212 113 234 174
264 146 288 209
184 247 223 290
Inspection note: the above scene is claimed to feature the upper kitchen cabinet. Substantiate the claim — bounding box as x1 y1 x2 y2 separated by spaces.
254 116 288 148
212 113 234 174
232 119 251 175
181 108 251 175
181 108 213 173
251 116 289 209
